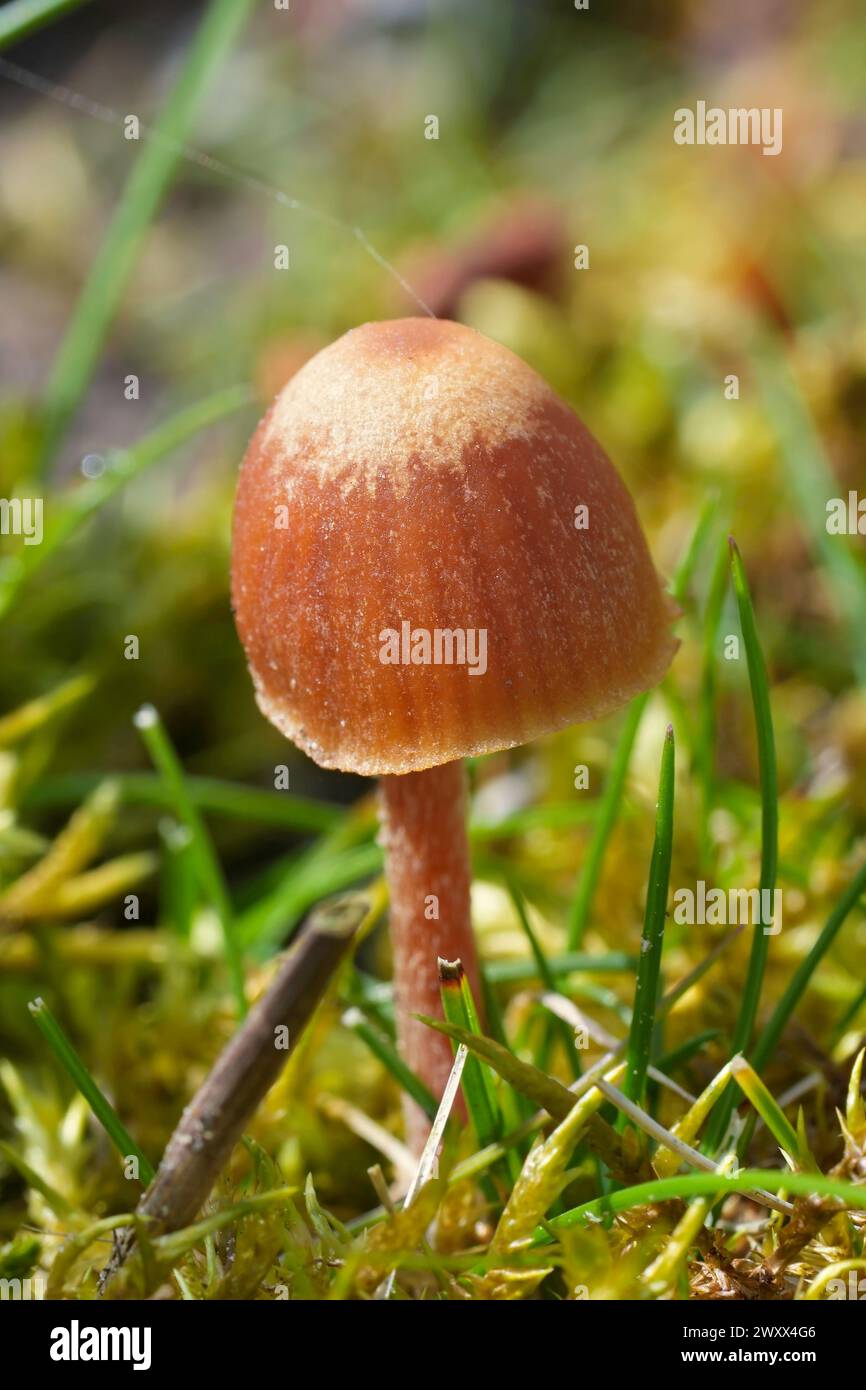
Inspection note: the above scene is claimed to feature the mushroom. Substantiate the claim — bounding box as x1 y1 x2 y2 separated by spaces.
231 317 677 1149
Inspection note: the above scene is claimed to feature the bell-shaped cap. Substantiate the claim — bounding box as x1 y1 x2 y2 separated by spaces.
232 318 677 775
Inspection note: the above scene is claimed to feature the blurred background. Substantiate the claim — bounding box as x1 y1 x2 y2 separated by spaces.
1 0 866 1231
2 0 865 754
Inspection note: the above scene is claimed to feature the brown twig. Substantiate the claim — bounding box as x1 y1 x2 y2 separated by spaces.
101 892 366 1290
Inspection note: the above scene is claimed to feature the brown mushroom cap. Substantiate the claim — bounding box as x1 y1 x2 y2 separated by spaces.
232 317 677 775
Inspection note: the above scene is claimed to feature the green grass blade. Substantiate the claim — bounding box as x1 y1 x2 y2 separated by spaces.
39 0 257 462
133 704 246 1016
439 961 500 1149
805 1258 866 1303
23 776 640 847
705 540 778 1151
0 1140 75 1219
847 1047 866 1133
237 843 382 954
342 1008 437 1121
0 0 91 48
642 1155 735 1295
594 1076 747 1192
484 951 635 982
459 969 503 1134
491 1083 609 1254
754 335 866 684
729 543 779 1013
505 875 582 1079
448 1115 543 1188
668 494 720 607
479 969 527 1174
568 692 648 948
416 1013 628 1177
0 673 93 748
417 1014 576 1122
832 976 866 1047
548 1168 866 1236
470 801 597 841
652 1061 734 1180
728 545 779 931
566 505 714 949
343 969 396 1032
623 725 675 1109
653 1028 719 1078
696 535 730 864
0 386 250 618
753 856 866 1070
25 767 342 835
730 1056 811 1169
0 778 119 921
158 818 198 939
29 997 154 1185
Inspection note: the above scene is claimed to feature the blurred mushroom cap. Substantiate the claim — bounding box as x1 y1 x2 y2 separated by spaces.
232 318 678 774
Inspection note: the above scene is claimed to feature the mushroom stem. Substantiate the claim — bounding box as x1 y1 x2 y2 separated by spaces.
379 758 481 1151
